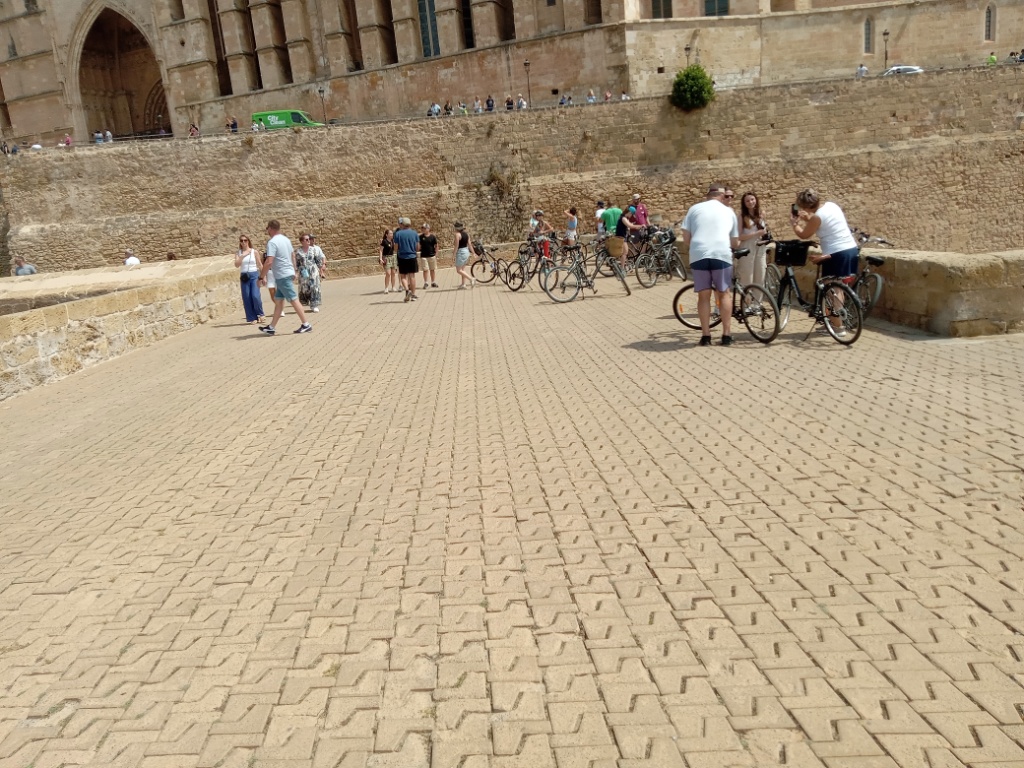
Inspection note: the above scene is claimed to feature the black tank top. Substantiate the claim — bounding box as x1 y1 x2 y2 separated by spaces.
458 231 470 249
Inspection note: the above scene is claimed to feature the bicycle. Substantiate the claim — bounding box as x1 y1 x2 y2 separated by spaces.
541 239 632 302
671 249 780 344
762 240 863 345
469 240 507 285
507 236 555 291
635 227 686 288
847 252 885 318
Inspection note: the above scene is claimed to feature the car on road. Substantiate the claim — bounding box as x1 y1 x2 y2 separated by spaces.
881 65 924 76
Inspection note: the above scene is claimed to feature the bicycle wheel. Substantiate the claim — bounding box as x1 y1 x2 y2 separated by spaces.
777 284 793 331
495 259 510 286
596 249 615 277
673 284 721 330
739 285 780 344
535 258 555 285
819 282 862 345
611 260 631 296
506 261 526 292
855 273 883 317
669 248 687 281
635 254 658 288
764 264 781 301
542 266 582 303
471 259 496 284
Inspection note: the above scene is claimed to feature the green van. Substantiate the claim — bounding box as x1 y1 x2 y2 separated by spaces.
251 110 323 130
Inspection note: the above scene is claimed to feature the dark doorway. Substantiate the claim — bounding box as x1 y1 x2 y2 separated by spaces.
78 9 165 137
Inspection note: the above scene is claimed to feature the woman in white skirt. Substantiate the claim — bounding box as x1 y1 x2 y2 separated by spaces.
737 191 769 287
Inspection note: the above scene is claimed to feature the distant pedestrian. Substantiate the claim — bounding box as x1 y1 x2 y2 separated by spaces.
474 96 483 113
62 134 72 147
296 233 325 312
559 95 567 106
94 130 103 144
595 200 606 235
257 118 266 131
235 234 264 324
258 219 312 334
620 91 630 101
516 94 527 110
587 89 597 104
485 95 495 112
419 224 439 288
505 94 514 111
565 95 574 106
166 252 178 260
428 102 441 117
123 249 141 267
251 119 259 132
443 99 454 116
453 221 474 289
563 207 578 245
104 129 113 143
379 228 398 293
604 90 612 102
12 256 36 276
632 193 648 226
394 217 420 302
230 116 238 133
856 63 868 79
188 123 200 137
987 51 997 66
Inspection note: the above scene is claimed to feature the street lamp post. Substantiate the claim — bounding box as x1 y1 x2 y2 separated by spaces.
883 29 890 72
317 85 327 124
523 59 532 108
684 44 691 67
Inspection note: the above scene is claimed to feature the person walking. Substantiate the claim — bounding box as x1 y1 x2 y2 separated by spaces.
453 221 475 289
379 228 398 293
394 217 420 302
856 63 868 79
296 233 325 312
631 193 649 226
681 183 740 347
737 191 769 288
419 224 439 288
12 256 36 275
235 235 264 324
258 220 312 334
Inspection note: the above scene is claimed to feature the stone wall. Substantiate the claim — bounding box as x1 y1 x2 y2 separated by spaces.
1 65 1021 272
0 258 240 401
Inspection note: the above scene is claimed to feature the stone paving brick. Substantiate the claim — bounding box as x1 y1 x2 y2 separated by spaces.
1 275 1023 767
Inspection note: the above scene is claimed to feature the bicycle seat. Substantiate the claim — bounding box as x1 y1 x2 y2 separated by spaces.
733 248 750 259
866 256 885 267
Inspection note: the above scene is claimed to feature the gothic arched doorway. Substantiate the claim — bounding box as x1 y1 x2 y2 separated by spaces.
78 8 166 137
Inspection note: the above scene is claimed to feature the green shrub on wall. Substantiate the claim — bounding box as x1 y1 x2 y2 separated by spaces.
671 65 715 111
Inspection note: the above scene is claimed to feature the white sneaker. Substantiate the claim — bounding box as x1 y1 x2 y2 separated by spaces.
311 307 320 313
384 288 389 294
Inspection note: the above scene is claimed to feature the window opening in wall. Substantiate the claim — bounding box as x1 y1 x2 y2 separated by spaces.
497 0 516 40
652 0 672 19
241 4 263 89
584 0 602 24
460 0 475 49
267 0 294 83
340 0 363 70
863 18 873 53
704 0 728 16
984 5 995 41
418 0 440 57
168 0 185 22
546 0 556 6
206 0 232 96
376 0 399 64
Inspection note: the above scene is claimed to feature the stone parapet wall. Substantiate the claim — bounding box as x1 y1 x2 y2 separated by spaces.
0 258 240 401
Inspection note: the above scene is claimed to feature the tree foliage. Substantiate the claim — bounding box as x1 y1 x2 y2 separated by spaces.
670 65 715 111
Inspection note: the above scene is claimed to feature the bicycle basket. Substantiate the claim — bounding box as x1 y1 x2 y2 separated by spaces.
472 240 485 257
605 236 626 258
773 240 811 267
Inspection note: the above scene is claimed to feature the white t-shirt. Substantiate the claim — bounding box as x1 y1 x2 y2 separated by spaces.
124 256 140 266
814 202 857 255
266 233 295 279
238 249 259 273
682 199 738 265
595 208 605 234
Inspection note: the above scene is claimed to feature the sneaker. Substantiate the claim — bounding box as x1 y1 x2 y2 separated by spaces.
294 323 313 334
431 282 439 288
471 278 476 288
720 335 733 347
458 284 466 290
384 288 389 294
834 328 848 338
698 335 712 347
259 325 275 335
410 294 418 301
311 307 320 313
404 291 410 303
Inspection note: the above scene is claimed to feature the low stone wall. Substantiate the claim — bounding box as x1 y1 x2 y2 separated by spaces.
0 257 240 401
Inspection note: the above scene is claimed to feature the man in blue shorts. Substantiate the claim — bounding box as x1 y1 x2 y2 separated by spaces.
681 184 739 346
258 220 312 334
394 217 420 302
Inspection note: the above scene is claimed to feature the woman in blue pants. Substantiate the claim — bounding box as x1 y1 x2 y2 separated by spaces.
235 234 265 323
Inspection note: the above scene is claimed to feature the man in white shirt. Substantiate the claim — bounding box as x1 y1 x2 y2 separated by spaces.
681 183 739 346
595 201 606 235
856 64 868 79
123 249 141 267
258 219 312 335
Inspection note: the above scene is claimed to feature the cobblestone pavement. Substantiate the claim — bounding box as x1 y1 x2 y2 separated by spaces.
1 270 1023 768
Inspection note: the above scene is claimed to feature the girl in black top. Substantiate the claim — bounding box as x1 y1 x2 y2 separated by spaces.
379 229 397 294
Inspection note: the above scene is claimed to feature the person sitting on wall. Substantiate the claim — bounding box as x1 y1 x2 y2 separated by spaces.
516 94 527 110
12 257 37 276
504 94 514 111
104 129 113 143
485 95 495 112
124 249 141 267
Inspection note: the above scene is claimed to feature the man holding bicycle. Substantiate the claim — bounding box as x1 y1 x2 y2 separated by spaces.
681 184 740 347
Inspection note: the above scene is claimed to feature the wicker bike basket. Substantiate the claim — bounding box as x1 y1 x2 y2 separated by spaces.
605 236 627 259
773 240 811 267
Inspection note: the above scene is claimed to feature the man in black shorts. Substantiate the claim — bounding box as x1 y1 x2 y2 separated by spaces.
419 224 439 288
394 217 420 302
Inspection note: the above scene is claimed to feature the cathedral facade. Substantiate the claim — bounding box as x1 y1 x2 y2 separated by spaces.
0 0 1014 142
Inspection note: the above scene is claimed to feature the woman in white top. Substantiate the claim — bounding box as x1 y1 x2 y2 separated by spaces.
234 234 265 323
563 207 578 245
737 191 768 287
790 188 859 279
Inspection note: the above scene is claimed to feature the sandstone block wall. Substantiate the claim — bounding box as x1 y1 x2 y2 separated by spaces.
1 66 1022 274
0 258 241 401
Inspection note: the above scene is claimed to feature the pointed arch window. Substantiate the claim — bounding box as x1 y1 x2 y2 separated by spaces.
984 5 995 42
863 18 873 54
418 0 440 57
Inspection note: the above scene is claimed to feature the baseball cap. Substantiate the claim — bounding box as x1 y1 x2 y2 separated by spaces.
632 193 641 200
